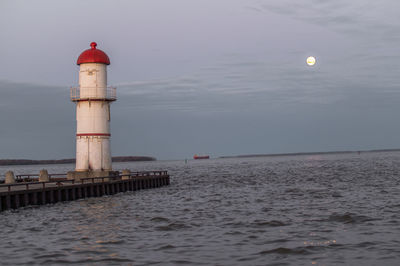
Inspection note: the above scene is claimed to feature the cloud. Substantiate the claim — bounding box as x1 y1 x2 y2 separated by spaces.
258 0 400 43
0 80 74 159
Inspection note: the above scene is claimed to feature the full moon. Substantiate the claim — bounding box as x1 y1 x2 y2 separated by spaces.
306 56 316 66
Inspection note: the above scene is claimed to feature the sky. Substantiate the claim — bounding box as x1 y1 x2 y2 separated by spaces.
1 0 400 160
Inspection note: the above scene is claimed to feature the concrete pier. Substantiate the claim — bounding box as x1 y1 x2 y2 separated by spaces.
0 171 169 212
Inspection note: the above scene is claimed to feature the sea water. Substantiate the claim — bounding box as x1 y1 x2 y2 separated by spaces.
0 151 400 265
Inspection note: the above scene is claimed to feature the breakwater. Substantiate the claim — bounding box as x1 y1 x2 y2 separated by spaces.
0 171 169 212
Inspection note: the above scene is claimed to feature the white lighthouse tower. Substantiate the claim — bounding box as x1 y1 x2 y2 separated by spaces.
69 42 117 179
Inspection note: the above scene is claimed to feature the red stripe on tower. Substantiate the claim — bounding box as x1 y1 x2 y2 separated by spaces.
76 133 111 137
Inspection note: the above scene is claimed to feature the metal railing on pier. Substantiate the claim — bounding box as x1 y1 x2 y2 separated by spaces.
15 173 67 180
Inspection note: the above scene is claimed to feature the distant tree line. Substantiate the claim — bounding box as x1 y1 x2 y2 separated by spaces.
0 156 156 166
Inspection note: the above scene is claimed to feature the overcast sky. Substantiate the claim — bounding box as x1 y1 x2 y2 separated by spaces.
1 0 400 160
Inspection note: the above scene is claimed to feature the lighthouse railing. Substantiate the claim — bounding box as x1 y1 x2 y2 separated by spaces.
70 86 117 101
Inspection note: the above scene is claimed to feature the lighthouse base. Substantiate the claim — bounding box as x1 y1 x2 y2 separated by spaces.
67 170 120 181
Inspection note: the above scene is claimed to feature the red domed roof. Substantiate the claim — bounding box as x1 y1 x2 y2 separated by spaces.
77 42 110 65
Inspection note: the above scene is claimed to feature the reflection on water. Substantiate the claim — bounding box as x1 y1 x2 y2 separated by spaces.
71 200 125 262
1 152 400 265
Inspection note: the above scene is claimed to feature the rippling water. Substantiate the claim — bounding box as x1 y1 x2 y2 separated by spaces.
1 152 400 265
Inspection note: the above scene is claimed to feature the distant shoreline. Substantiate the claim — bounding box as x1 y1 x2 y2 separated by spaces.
219 149 400 159
0 156 156 166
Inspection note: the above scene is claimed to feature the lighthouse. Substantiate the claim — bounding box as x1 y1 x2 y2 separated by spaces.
68 42 117 179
